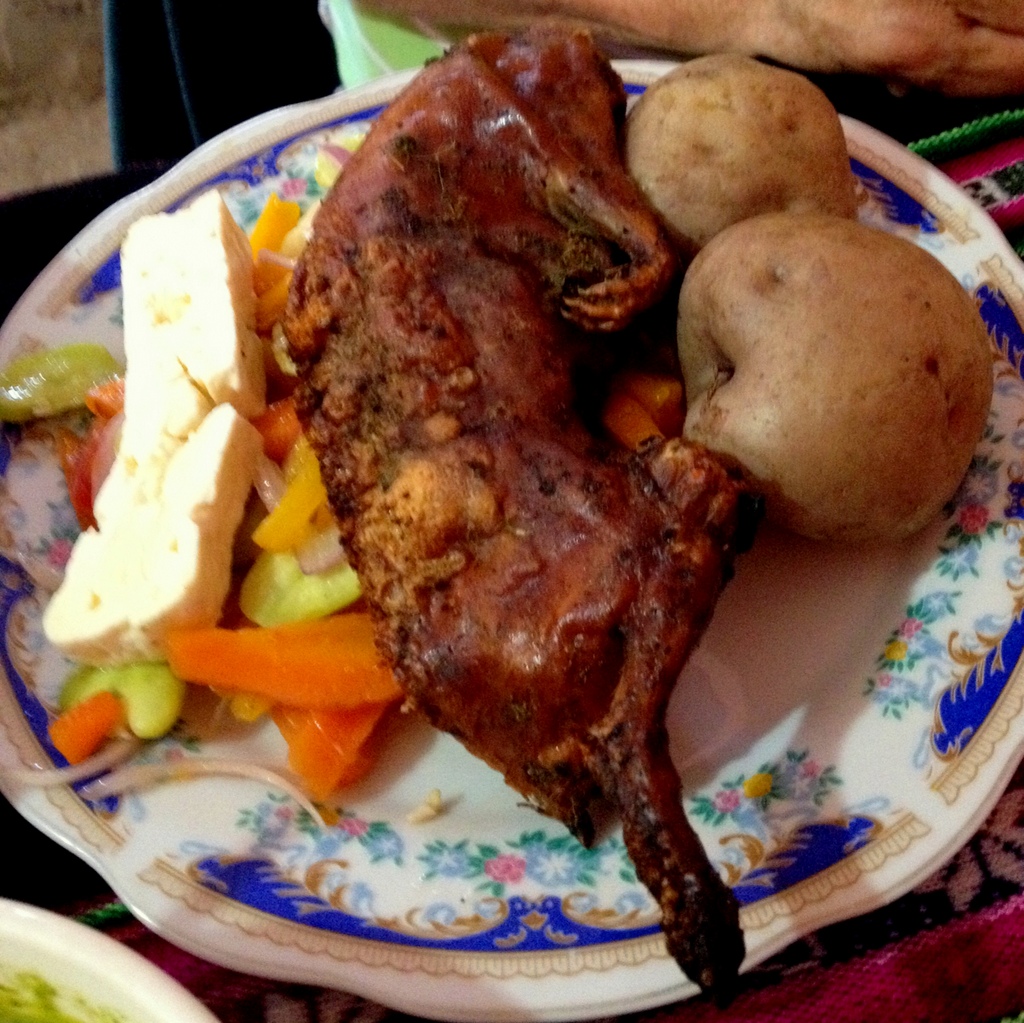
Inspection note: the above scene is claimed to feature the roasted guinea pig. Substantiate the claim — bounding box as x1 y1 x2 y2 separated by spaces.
283 25 757 998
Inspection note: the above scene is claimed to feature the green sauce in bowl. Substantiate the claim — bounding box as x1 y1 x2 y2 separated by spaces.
0 898 217 1023
0 971 126 1023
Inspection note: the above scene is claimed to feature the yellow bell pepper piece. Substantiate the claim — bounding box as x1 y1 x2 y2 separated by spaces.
250 193 301 296
252 438 328 552
229 692 275 722
283 434 316 481
250 193 301 260
315 148 346 191
279 200 321 260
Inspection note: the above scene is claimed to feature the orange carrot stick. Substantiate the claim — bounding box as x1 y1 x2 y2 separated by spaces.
49 690 125 765
619 370 685 436
164 613 402 708
601 390 664 451
255 270 293 332
272 703 387 800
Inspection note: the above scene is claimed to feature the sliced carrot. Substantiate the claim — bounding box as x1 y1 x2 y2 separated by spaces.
618 370 685 436
164 613 402 708
84 375 125 420
254 254 292 297
49 689 124 765
255 270 293 332
602 390 664 451
251 395 302 463
272 702 388 800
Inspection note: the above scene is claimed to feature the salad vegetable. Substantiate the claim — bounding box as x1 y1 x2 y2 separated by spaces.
249 193 301 273
48 690 125 765
601 390 663 450
9 168 408 806
255 271 294 333
272 702 389 800
0 343 120 422
251 437 329 552
239 549 360 627
251 395 303 462
54 375 126 530
601 368 686 450
617 370 685 435
83 375 126 418
251 193 301 331
58 662 186 739
164 613 401 709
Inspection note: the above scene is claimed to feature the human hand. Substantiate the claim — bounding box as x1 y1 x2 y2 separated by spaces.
750 0 1024 96
361 0 1024 96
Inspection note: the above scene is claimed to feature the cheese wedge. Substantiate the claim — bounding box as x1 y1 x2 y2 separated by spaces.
44 191 267 664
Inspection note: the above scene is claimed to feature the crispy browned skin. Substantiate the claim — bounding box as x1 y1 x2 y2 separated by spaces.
284 26 752 998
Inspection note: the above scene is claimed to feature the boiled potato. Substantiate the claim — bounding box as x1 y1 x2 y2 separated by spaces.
678 213 993 543
626 55 858 257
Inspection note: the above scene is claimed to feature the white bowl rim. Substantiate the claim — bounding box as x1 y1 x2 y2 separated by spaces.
0 897 221 1023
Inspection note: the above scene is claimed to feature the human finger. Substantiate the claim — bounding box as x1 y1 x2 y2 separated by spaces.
955 0 1024 34
895 22 1024 95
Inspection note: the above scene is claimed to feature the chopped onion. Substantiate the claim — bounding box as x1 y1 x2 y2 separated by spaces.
255 248 296 272
252 453 287 511
0 737 142 787
407 787 444 824
270 323 298 378
320 144 352 168
77 758 323 823
295 521 347 575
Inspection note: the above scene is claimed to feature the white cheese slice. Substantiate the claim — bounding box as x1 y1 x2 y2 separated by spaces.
122 188 265 415
96 190 266 516
43 406 261 663
43 191 267 665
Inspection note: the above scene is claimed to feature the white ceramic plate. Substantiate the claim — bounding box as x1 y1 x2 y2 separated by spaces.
2 62 1024 1023
0 897 220 1023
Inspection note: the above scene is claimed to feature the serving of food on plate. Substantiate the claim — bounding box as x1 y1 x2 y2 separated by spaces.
1 23 1024 1023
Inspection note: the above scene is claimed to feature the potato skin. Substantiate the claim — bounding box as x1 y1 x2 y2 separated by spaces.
679 213 993 543
625 55 858 258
